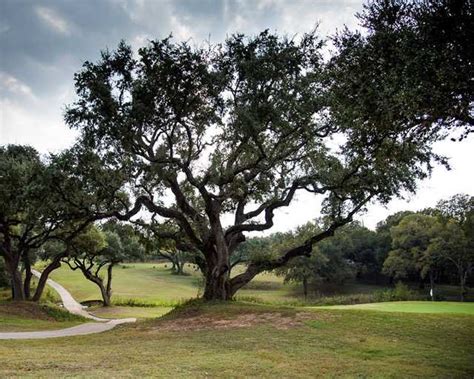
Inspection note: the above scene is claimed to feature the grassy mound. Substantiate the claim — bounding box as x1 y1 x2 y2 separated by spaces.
0 301 85 332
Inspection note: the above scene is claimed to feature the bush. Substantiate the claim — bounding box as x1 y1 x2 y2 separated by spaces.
42 287 61 303
373 282 421 302
41 303 87 322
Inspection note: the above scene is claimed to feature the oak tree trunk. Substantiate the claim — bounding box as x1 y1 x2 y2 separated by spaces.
104 264 113 307
202 245 232 300
4 254 24 301
23 253 32 300
203 272 232 300
99 283 112 307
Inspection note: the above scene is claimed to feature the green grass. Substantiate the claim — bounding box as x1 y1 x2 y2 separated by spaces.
48 263 303 304
316 301 474 315
49 263 200 304
46 263 472 309
0 302 472 377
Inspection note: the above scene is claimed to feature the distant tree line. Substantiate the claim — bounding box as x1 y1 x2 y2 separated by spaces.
237 194 473 301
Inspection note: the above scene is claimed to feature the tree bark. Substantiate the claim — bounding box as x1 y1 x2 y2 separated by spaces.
459 268 466 302
32 256 63 301
87 272 111 306
1 231 24 301
203 272 232 300
303 277 308 299
86 272 111 306
11 269 24 301
4 253 24 301
176 259 185 275
23 252 32 300
104 264 114 307
78 264 112 307
202 244 232 300
99 283 112 306
201 199 363 301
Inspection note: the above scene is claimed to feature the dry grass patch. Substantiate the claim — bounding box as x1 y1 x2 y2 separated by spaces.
150 305 337 332
0 301 56 321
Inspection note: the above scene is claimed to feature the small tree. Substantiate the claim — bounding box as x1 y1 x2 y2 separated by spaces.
276 222 354 298
156 250 190 275
65 223 144 306
139 221 196 275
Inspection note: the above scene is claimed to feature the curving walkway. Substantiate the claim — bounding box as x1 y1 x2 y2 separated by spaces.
0 270 136 340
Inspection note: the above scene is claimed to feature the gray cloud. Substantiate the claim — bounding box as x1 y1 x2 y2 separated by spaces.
2 0 470 229
0 0 363 97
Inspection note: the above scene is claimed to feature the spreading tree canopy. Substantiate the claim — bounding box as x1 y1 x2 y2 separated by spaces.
64 0 472 300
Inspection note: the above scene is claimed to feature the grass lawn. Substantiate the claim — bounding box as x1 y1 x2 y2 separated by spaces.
0 302 472 378
48 263 200 305
47 262 303 305
317 301 474 315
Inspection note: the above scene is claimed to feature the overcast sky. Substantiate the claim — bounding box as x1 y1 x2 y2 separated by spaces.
1 0 473 231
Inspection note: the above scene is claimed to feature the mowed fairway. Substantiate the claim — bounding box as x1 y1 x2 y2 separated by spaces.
49 263 200 304
48 263 299 305
317 301 474 314
0 303 473 378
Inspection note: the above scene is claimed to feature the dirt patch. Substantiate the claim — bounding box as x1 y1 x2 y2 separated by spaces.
152 311 332 332
0 301 54 321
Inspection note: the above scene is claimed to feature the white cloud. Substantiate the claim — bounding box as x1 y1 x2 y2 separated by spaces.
0 97 77 153
0 72 35 99
35 6 71 35
170 15 195 41
357 137 474 229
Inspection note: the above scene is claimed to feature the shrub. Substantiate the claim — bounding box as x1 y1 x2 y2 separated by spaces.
41 303 87 322
373 282 421 302
236 282 423 307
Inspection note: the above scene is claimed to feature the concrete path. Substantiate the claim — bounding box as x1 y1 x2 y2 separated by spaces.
0 270 136 340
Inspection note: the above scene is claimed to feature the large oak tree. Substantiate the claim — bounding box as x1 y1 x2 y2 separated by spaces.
64 0 472 300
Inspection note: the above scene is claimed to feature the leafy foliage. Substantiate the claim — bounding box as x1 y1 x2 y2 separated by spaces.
64 13 463 299
64 222 145 305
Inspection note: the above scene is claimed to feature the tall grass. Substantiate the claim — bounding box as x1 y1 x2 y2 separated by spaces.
112 297 185 308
